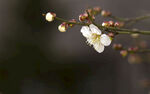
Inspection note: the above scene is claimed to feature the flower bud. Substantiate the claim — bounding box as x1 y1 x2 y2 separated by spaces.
45 12 56 22
102 21 110 27
108 33 115 38
128 47 138 52
68 19 76 27
108 21 114 26
101 10 111 17
58 22 68 32
114 22 124 27
86 9 92 15
120 50 128 57
93 7 101 13
79 13 88 22
113 44 122 50
114 22 119 27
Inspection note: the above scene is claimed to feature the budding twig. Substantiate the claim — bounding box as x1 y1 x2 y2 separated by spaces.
55 16 150 35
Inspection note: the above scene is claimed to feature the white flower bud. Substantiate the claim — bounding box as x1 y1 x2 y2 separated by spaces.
102 22 109 27
58 24 67 32
45 12 56 22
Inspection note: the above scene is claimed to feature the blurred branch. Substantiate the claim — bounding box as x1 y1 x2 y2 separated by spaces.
110 14 150 22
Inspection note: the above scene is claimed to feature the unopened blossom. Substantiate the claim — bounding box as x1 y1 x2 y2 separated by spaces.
101 10 111 17
128 47 139 53
102 21 110 27
113 44 122 50
108 21 114 26
80 24 112 53
45 12 56 22
120 50 128 57
108 33 115 38
68 19 76 27
79 13 88 22
102 21 115 27
114 22 120 27
93 7 101 13
114 22 124 27
58 22 68 32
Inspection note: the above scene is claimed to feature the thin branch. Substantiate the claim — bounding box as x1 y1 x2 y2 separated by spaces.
55 17 89 25
125 14 150 27
110 15 129 22
109 14 150 23
54 16 150 35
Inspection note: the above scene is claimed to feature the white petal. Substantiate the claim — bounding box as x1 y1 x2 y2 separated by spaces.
93 42 105 53
100 34 111 46
89 24 101 35
80 26 92 38
86 38 93 45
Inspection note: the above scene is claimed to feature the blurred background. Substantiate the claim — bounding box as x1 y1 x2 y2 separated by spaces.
0 0 150 94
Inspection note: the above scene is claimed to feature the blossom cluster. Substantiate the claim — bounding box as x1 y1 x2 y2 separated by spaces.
44 7 115 53
43 6 150 59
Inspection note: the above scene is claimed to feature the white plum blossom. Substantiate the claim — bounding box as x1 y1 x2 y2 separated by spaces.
80 24 112 53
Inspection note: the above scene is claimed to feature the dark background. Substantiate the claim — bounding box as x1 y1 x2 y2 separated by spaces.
0 0 150 94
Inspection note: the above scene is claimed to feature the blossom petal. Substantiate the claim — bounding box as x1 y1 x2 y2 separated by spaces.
100 34 111 46
93 42 105 53
80 26 92 38
89 24 101 35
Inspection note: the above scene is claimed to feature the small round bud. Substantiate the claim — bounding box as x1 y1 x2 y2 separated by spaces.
102 21 109 27
114 22 119 27
86 9 92 15
114 22 124 27
113 44 122 50
128 47 138 52
120 50 128 57
79 13 88 22
101 10 111 17
45 12 56 22
58 22 68 32
93 7 101 13
108 21 114 26
108 33 115 38
68 19 76 27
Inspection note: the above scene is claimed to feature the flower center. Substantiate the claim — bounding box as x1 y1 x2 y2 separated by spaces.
91 33 100 40
86 33 100 45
